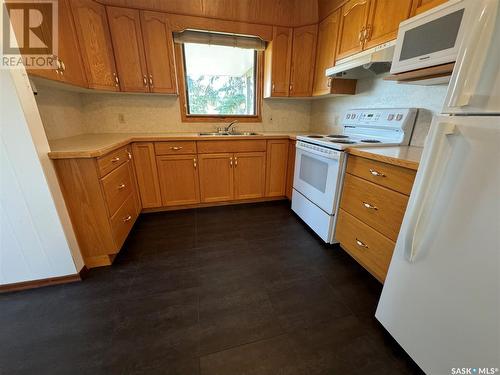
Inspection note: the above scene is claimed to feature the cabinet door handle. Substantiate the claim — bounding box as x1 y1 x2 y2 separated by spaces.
111 157 120 163
327 77 332 87
364 25 372 42
369 168 386 177
359 26 366 46
60 59 66 72
127 151 132 160
149 74 153 88
272 83 275 92
117 183 126 190
356 238 369 249
193 158 197 168
170 146 183 151
230 157 233 167
113 72 119 87
123 215 132 222
289 83 293 93
143 75 148 86
234 156 238 167
362 201 378 210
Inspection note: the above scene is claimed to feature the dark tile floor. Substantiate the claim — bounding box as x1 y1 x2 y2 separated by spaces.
0 201 423 375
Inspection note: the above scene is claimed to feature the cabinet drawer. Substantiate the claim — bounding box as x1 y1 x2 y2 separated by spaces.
97 146 130 177
336 209 395 282
340 173 408 241
346 155 416 195
197 140 267 153
110 193 138 252
155 141 197 155
101 161 134 216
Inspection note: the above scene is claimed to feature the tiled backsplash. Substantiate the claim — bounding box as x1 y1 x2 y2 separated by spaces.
36 75 448 145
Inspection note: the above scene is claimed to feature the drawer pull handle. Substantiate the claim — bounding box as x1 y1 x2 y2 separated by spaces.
117 183 126 190
111 157 120 163
362 201 378 210
369 168 386 177
123 215 132 223
170 146 183 151
356 239 369 249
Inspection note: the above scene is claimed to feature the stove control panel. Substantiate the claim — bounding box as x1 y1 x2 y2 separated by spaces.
343 108 417 128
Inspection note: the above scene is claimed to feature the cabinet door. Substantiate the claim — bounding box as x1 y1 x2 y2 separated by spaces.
285 141 296 200
70 0 119 91
265 140 289 197
57 0 87 87
289 24 318 97
131 142 162 208
156 155 200 206
107 7 149 92
264 27 292 97
313 10 341 96
140 11 178 94
412 0 448 15
364 0 413 49
336 0 370 61
234 152 266 200
198 153 234 203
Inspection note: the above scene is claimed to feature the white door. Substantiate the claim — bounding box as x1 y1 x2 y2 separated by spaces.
443 0 500 114
293 145 343 214
376 115 500 375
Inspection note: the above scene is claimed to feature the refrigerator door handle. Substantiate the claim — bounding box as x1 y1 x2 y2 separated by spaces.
446 0 499 108
405 123 456 262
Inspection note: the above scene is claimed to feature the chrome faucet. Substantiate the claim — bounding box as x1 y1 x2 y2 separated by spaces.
224 120 238 133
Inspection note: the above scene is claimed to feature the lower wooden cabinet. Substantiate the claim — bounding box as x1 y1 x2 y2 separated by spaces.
198 153 234 203
266 140 289 197
285 140 296 199
131 142 162 208
156 154 200 206
234 152 266 200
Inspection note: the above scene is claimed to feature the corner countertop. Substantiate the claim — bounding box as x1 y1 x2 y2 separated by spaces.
48 132 307 159
346 146 424 170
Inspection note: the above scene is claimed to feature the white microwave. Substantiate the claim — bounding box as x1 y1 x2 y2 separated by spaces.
391 0 471 74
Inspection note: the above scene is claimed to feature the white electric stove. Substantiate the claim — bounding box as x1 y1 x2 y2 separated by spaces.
292 108 418 243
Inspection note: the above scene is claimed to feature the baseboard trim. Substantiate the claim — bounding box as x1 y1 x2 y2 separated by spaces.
0 273 82 293
142 196 287 213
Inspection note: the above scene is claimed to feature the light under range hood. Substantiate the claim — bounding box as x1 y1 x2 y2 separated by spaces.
326 40 396 79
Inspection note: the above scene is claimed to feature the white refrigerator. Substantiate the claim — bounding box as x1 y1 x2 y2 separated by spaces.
375 1 500 374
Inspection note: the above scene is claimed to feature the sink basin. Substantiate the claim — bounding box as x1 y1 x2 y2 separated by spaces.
198 132 262 136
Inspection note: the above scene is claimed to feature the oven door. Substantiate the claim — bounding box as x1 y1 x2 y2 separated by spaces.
293 145 344 215
390 0 468 74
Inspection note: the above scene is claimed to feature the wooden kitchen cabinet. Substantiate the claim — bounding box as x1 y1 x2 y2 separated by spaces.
336 0 371 61
264 27 293 97
156 155 200 206
131 142 162 208
412 0 448 15
285 140 296 200
140 11 178 94
265 140 289 197
233 152 266 200
71 0 119 91
364 0 414 50
289 24 318 97
106 7 149 93
198 153 234 203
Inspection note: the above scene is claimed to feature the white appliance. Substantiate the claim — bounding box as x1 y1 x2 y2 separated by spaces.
291 108 418 243
376 1 500 374
391 0 471 74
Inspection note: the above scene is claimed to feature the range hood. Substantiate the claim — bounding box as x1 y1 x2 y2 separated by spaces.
326 40 396 79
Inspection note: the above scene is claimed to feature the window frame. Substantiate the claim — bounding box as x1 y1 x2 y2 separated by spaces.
175 43 263 123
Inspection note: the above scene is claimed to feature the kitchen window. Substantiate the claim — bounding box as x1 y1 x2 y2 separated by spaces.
174 30 265 122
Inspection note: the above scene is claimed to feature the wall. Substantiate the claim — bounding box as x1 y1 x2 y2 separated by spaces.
0 70 83 285
310 76 449 146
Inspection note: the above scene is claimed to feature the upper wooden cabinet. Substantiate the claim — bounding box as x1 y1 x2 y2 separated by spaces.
70 0 119 91
289 24 318 97
412 0 448 15
106 7 149 93
364 0 413 50
313 9 343 96
140 11 178 94
264 27 293 97
336 0 370 61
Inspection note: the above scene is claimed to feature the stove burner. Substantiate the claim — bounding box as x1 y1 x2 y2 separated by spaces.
361 139 382 143
330 140 357 144
327 134 349 138
307 135 324 139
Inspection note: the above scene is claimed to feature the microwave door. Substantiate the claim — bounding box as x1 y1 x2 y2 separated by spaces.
443 0 500 115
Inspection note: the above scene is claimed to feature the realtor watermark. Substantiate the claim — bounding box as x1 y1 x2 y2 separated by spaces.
1 0 58 69
451 368 499 374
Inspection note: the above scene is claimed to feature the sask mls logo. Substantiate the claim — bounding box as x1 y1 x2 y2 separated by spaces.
451 368 500 375
2 0 58 69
